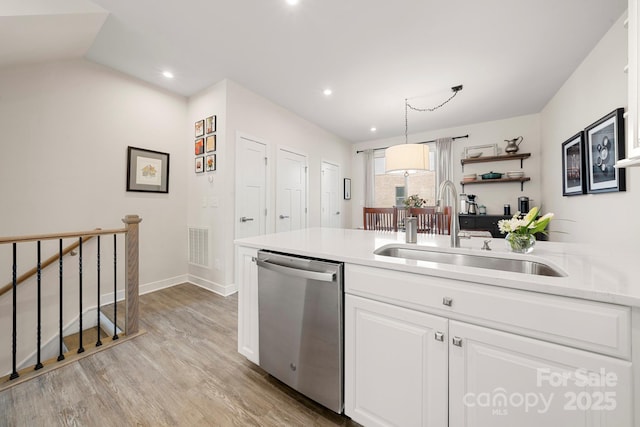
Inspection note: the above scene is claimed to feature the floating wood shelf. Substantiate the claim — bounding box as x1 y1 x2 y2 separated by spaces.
461 153 531 170
461 177 531 191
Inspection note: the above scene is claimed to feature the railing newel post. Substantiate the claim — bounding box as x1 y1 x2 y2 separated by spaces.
122 215 142 336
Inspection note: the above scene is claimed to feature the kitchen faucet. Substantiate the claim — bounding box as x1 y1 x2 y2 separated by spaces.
437 180 461 248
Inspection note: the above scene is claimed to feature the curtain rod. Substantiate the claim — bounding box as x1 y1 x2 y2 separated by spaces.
356 134 469 154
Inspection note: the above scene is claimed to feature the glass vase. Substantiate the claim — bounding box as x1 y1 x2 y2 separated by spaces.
505 232 535 254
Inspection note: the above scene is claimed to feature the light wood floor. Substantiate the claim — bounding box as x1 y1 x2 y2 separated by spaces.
0 284 359 426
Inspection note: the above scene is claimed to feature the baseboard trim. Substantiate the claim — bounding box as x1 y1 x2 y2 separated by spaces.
100 274 189 306
187 274 237 297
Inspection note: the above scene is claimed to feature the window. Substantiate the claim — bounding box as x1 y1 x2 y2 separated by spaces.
373 145 437 207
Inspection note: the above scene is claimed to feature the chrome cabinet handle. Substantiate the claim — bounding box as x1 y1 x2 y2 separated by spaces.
279 215 290 219
452 337 463 347
240 216 254 222
434 332 444 342
442 297 453 307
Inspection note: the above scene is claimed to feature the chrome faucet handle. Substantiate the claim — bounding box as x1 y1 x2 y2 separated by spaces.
481 239 492 251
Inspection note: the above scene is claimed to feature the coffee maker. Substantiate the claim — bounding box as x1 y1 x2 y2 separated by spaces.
518 196 529 214
467 194 478 215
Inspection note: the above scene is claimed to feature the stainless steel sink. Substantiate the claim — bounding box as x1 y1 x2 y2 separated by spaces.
374 245 567 277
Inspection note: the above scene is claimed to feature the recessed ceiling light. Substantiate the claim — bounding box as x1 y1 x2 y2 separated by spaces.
162 71 174 79
286 0 299 5
370 127 377 132
323 88 333 96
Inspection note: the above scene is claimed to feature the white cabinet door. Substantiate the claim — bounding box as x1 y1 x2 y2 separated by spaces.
345 295 448 427
449 320 632 427
236 246 259 364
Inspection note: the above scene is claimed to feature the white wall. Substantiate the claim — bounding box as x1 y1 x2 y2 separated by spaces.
186 79 231 294
187 79 353 292
540 13 637 244
0 59 188 373
351 114 542 228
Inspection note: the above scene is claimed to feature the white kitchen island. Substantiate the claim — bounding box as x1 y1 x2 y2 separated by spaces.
235 228 640 426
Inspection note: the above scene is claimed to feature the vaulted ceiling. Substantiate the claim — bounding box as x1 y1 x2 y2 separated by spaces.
1 0 628 142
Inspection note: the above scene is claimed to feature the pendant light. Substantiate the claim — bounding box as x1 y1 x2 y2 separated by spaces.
385 86 463 176
385 99 430 176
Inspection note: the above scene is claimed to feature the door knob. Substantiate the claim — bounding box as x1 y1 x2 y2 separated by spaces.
434 332 444 342
240 217 254 223
442 297 453 307
452 337 463 347
279 215 290 219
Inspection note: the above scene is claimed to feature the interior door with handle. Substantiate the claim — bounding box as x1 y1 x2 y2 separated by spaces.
321 161 341 228
236 135 268 239
276 148 307 233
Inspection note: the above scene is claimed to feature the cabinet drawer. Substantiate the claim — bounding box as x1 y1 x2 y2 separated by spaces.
345 264 631 359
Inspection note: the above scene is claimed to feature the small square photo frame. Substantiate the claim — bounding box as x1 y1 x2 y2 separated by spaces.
206 135 216 152
126 146 169 193
205 154 216 172
195 156 204 173
561 132 586 196
205 115 216 134
195 138 204 155
195 120 205 138
585 108 626 194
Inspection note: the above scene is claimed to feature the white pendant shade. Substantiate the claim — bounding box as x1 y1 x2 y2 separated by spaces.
385 143 430 174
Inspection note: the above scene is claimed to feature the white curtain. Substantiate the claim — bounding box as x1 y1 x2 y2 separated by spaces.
363 149 375 207
436 137 454 208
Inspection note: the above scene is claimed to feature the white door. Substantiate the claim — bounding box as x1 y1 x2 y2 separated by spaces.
449 320 632 426
276 148 307 233
321 161 340 228
345 295 449 427
236 135 268 239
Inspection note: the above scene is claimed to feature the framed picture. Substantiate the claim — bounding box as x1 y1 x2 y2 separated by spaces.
206 135 216 152
205 115 216 134
344 178 351 200
585 108 626 193
561 132 586 196
195 156 204 173
126 146 169 193
195 138 204 155
195 120 204 137
205 154 216 172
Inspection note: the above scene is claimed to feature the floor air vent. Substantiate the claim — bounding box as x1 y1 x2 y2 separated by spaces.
188 227 209 267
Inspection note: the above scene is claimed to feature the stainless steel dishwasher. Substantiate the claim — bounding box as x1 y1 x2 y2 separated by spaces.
256 250 343 413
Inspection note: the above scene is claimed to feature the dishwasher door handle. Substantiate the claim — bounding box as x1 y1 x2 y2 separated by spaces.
257 259 336 282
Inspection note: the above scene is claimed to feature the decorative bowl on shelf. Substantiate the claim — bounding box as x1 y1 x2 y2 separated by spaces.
467 152 482 159
480 171 503 180
506 171 525 178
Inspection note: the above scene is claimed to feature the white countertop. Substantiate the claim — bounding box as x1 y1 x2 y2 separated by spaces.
235 228 640 307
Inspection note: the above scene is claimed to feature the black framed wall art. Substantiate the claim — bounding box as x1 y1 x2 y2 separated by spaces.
126 146 170 193
585 108 626 194
561 132 586 196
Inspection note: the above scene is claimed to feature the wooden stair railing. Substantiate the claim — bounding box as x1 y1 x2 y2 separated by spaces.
0 230 100 298
0 215 142 389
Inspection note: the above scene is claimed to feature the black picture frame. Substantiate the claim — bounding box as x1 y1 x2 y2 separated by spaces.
561 132 586 196
344 178 351 200
126 146 170 193
195 119 204 137
205 115 216 134
585 108 626 194
195 156 204 173
205 154 216 172
206 135 216 152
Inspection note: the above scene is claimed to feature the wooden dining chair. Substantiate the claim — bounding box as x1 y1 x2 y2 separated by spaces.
396 206 408 230
408 206 451 235
363 207 398 231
